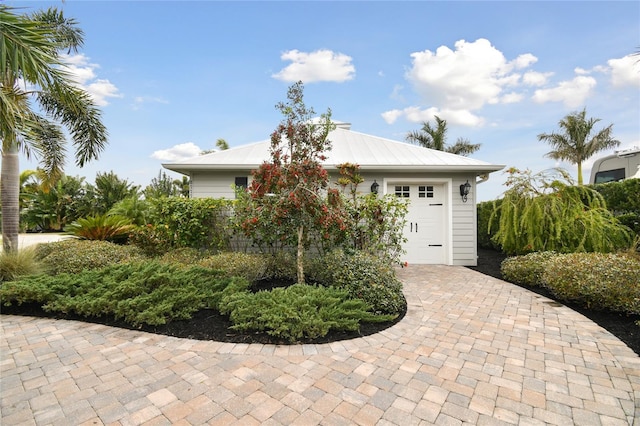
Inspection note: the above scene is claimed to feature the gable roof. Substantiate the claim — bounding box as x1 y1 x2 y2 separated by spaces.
163 123 505 174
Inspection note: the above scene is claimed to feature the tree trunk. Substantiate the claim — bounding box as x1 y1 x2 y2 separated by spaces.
577 162 583 185
296 225 305 284
2 143 20 252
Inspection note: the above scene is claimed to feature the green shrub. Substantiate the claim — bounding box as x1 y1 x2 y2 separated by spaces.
218 283 394 343
477 199 502 250
147 197 234 251
0 261 238 327
64 214 135 243
308 250 406 316
263 251 297 281
492 168 632 255
541 253 640 314
500 251 558 287
128 224 174 257
34 240 145 275
198 252 268 282
0 247 43 282
158 247 206 266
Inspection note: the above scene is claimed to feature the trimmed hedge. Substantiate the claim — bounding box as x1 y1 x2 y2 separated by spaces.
34 240 145 275
542 253 640 314
500 251 640 315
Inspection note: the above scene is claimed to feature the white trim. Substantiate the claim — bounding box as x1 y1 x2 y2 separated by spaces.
382 177 453 265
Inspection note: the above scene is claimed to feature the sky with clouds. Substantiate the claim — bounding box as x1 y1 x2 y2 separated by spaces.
11 1 640 201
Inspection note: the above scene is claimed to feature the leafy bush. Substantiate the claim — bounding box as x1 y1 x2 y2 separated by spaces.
263 251 298 281
541 253 640 314
64 214 135 243
34 240 145 275
0 247 43 282
157 247 206 266
198 252 268 282
218 283 393 343
592 179 640 236
128 224 173 257
308 250 406 316
146 197 234 251
500 251 558 287
0 261 238 327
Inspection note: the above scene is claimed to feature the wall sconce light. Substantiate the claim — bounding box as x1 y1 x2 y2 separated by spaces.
459 180 471 203
371 180 379 194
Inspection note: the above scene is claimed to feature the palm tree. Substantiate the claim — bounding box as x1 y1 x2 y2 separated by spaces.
0 6 107 251
537 108 620 185
406 116 481 156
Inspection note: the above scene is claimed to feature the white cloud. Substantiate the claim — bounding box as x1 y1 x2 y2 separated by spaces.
387 38 538 127
151 142 202 161
381 109 403 124
608 55 640 88
272 49 355 83
61 54 122 106
381 106 483 127
532 75 596 108
405 38 537 110
500 92 524 104
523 71 553 86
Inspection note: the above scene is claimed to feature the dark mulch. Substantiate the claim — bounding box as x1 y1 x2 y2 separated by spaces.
2 251 638 355
0 279 406 346
468 248 640 356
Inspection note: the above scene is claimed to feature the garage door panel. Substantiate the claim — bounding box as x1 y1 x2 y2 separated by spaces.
394 183 446 264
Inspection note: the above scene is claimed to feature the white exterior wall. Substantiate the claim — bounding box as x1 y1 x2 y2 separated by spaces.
187 169 479 266
190 171 251 199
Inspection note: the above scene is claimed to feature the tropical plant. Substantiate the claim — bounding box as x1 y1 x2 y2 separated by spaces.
490 168 632 255
108 196 151 226
406 116 480 156
64 214 135 243
20 174 92 231
236 81 338 284
143 170 183 199
537 108 620 185
0 6 107 251
86 171 139 215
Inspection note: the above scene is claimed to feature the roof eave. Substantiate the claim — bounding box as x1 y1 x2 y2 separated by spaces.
163 163 506 174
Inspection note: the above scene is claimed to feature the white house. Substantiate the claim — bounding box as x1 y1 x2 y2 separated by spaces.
163 122 504 266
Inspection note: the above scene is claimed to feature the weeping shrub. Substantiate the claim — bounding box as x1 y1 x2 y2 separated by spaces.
490 168 632 255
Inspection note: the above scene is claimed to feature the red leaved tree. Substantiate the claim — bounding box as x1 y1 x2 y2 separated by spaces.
241 81 340 283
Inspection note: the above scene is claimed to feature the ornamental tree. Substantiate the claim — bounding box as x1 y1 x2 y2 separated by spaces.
239 81 338 284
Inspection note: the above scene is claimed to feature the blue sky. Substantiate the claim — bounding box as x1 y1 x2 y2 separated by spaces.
11 0 640 201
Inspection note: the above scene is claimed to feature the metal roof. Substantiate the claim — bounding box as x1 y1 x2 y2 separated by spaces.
163 124 505 174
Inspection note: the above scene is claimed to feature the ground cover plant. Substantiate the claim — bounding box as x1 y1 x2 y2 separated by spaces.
0 241 405 344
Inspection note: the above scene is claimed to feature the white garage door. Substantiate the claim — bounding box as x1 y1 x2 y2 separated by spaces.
392 183 446 264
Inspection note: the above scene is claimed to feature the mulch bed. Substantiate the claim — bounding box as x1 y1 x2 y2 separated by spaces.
2 250 639 355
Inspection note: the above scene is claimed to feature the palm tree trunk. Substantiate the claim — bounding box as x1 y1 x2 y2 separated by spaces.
577 162 583 185
1 143 20 252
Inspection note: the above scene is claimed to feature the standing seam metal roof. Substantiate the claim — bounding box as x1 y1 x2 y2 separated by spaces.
162 126 504 173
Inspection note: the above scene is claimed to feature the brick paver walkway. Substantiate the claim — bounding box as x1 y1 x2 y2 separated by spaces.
2 265 639 425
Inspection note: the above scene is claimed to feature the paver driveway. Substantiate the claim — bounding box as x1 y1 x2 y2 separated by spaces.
2 265 639 425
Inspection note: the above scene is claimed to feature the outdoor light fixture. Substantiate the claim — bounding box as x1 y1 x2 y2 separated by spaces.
370 180 379 194
459 180 471 203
